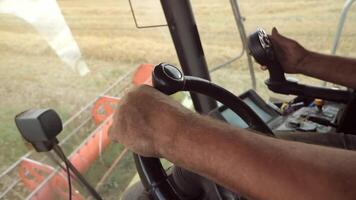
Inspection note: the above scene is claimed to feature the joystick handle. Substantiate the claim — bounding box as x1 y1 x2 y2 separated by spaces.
248 28 286 83
248 28 351 103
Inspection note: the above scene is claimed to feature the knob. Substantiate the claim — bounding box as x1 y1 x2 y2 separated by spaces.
152 63 185 95
248 28 286 83
248 28 274 66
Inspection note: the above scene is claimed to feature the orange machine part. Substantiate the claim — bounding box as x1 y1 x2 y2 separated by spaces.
30 173 83 200
132 64 154 86
18 159 53 191
91 96 119 125
18 159 83 200
69 118 112 173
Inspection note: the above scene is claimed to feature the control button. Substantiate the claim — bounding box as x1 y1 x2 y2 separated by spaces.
163 64 182 80
314 99 324 112
287 118 300 128
297 121 317 132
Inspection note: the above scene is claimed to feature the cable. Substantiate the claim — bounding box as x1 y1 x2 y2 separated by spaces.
53 144 103 200
46 152 80 183
52 145 72 200
46 152 67 172
64 153 72 200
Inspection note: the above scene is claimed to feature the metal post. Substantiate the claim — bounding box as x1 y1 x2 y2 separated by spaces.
206 0 256 90
230 0 257 90
160 0 217 114
331 0 356 55
324 0 355 86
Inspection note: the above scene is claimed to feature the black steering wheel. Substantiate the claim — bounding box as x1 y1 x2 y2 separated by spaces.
133 63 274 199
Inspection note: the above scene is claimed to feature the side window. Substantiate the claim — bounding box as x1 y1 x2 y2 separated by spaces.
191 0 356 100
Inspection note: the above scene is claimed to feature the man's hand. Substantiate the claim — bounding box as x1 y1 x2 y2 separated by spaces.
109 85 193 157
268 27 310 73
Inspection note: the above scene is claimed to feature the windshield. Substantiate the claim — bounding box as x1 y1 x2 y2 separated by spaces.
1 0 355 199
0 0 176 198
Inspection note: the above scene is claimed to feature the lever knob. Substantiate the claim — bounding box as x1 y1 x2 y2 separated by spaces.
248 28 274 66
248 28 286 83
152 63 185 95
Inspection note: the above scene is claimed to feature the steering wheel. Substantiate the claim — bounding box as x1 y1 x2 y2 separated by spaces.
133 63 274 199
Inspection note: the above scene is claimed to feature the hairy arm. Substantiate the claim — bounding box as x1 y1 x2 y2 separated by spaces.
162 113 356 200
298 52 356 89
110 85 356 200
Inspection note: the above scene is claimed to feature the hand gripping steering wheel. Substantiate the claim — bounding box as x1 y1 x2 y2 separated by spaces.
133 63 274 200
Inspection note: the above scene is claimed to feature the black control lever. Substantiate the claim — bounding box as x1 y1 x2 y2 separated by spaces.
248 28 286 83
248 28 352 103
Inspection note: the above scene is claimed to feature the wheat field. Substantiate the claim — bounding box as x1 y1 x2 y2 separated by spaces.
0 0 356 193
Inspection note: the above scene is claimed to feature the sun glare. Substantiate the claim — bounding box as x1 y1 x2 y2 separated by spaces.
0 0 89 75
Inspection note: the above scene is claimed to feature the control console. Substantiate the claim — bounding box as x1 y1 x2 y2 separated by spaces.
209 90 344 134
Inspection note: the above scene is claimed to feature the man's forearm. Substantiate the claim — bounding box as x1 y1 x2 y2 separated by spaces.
298 51 356 89
160 114 356 200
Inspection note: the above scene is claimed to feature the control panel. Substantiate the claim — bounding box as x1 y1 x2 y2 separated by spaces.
209 90 344 134
274 102 343 133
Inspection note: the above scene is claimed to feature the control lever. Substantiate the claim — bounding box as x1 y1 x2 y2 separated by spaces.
248 28 286 83
303 115 337 128
248 28 352 103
